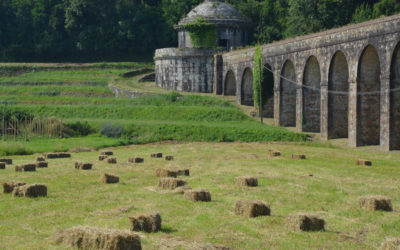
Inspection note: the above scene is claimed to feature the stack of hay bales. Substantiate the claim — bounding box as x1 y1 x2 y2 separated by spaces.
15 164 36 172
236 176 258 187
292 154 306 160
2 181 26 193
0 158 13 165
235 201 271 217
13 184 47 198
0 162 5 170
128 158 144 163
287 213 325 231
355 160 372 166
184 188 211 202
54 226 141 250
359 195 392 211
101 173 119 184
75 162 93 170
158 178 186 190
36 156 48 168
107 157 117 164
269 150 281 157
156 169 177 178
129 213 162 233
99 151 113 161
151 153 163 158
165 155 174 161
44 153 71 159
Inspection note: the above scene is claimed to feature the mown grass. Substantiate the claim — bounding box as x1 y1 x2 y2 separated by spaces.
0 142 399 249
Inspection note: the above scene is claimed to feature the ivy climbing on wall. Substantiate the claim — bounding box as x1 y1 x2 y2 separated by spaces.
253 45 264 110
184 18 217 48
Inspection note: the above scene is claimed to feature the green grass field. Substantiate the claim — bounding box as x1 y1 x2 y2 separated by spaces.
0 142 399 249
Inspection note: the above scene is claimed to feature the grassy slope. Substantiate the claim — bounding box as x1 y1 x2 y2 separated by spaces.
0 142 399 249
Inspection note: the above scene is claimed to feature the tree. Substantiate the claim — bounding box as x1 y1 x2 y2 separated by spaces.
253 45 264 119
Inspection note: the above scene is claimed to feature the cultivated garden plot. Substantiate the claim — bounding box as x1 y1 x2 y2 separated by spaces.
0 142 399 249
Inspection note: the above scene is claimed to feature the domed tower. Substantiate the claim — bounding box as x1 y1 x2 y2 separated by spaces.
175 0 251 50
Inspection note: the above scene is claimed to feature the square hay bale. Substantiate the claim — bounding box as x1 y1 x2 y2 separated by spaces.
380 237 400 250
0 163 5 169
356 160 372 166
0 158 12 165
44 153 58 159
75 162 93 170
53 226 141 250
15 164 36 172
151 153 163 158
158 178 186 190
58 153 71 158
107 157 117 164
101 151 114 156
234 200 271 218
99 155 108 161
101 173 120 184
184 188 211 202
287 213 325 231
269 150 281 157
128 158 144 163
13 184 47 197
359 195 392 211
3 181 26 193
129 213 162 233
36 162 48 168
165 155 174 161
292 154 306 160
236 176 258 187
155 169 177 178
36 157 45 162
176 169 190 176
172 186 192 195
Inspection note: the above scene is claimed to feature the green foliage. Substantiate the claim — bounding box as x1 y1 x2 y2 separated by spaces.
184 18 217 48
253 45 264 109
99 123 125 138
63 121 95 137
352 3 374 23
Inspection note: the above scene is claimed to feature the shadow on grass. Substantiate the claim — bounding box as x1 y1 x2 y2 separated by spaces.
161 226 177 234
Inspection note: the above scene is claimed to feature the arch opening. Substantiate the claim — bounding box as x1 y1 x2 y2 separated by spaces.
390 42 400 150
241 68 253 106
280 60 296 126
261 64 274 118
302 56 321 132
328 51 349 139
224 70 236 96
357 45 381 146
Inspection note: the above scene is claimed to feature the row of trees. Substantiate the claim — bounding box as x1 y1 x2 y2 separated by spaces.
0 0 399 62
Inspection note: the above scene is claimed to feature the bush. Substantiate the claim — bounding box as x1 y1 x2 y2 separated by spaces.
100 123 124 138
63 121 95 137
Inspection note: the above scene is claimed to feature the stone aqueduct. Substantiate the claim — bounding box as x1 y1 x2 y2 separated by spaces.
214 14 400 151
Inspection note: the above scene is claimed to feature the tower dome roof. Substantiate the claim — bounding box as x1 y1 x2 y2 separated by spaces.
176 0 251 29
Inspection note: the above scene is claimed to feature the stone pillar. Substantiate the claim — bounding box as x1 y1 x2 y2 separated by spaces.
214 55 223 95
348 80 358 147
380 73 390 151
320 80 329 140
274 69 281 126
296 74 303 132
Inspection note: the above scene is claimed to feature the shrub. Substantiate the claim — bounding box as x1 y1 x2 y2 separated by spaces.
63 121 95 137
99 123 124 138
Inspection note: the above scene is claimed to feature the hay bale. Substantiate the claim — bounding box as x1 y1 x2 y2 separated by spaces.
36 157 45 162
155 169 177 178
129 213 162 233
356 160 372 166
269 150 281 157
101 173 120 184
176 169 190 176
292 154 306 160
107 157 117 164
165 155 174 161
184 188 211 202
36 162 48 168
0 163 5 169
380 237 400 250
54 226 141 250
234 200 271 217
58 153 71 158
75 162 93 170
2 181 26 193
0 158 12 165
15 164 36 172
236 176 258 187
13 184 47 197
172 186 192 195
158 178 186 189
99 155 108 161
128 158 144 163
101 151 114 156
44 153 71 159
287 213 325 231
359 195 392 211
151 153 163 158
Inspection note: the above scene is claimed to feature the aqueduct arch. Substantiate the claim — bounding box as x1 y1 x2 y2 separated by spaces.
224 70 236 96
328 51 349 139
390 42 400 150
280 60 296 127
302 56 321 132
262 64 274 118
241 68 253 106
357 45 381 146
